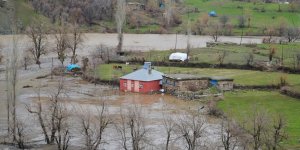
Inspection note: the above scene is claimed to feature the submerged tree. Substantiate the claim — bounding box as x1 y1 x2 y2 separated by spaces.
26 19 48 68
186 15 191 63
78 103 110 150
115 0 126 54
54 26 69 65
175 113 206 150
68 24 82 64
115 106 149 150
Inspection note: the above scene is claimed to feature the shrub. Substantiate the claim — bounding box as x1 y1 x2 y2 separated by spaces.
207 100 224 117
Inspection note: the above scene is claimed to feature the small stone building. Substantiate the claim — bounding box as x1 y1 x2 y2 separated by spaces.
162 74 209 94
162 74 234 94
210 77 234 91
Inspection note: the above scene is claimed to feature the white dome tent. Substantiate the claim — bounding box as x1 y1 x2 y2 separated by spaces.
169 52 188 62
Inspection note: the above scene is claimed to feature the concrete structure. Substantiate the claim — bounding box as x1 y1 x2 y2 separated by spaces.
120 62 164 93
162 74 234 93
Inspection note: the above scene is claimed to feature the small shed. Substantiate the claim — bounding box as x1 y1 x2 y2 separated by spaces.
209 11 217 17
210 76 234 91
120 62 164 93
169 52 188 62
162 74 210 94
162 74 234 94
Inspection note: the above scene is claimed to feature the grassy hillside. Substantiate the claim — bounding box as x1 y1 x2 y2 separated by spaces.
0 0 47 33
182 0 300 35
2 0 299 35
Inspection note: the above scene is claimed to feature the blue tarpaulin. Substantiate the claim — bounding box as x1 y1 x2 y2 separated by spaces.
66 64 81 71
209 11 217 17
210 80 218 86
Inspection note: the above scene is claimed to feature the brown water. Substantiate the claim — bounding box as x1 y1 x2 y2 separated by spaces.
0 76 221 149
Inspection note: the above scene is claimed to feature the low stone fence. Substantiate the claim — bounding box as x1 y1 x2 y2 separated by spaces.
81 74 119 86
280 86 300 99
233 84 280 90
109 60 300 74
174 91 223 100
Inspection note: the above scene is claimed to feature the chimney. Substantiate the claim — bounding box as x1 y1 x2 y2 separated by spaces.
143 62 152 74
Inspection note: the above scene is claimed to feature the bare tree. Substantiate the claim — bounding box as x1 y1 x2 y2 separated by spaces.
269 47 276 62
207 21 222 42
26 79 66 144
128 106 148 150
115 106 149 150
245 52 254 66
217 50 227 66
163 114 175 150
164 0 173 28
284 27 300 42
81 57 89 73
186 16 191 63
6 35 19 141
115 0 126 54
22 51 32 70
244 107 269 150
264 114 288 150
54 26 69 65
220 118 239 150
14 119 27 149
115 110 129 150
55 102 71 150
175 113 206 150
26 87 51 144
26 19 47 68
92 45 114 64
264 27 277 43
68 24 83 64
79 103 110 150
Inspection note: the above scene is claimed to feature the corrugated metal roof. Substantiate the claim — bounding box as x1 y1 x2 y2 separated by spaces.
120 68 164 81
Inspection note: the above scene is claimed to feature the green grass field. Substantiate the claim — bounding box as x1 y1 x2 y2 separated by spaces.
183 0 300 35
218 90 300 148
97 63 300 86
4 0 299 35
127 43 300 69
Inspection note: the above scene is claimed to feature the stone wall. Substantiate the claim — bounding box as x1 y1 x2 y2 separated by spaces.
178 79 209 91
217 81 234 91
163 78 209 94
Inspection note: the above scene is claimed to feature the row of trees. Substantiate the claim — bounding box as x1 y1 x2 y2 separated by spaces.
27 0 128 66
26 19 83 68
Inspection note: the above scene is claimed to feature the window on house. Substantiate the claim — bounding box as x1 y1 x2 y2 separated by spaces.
131 83 134 88
139 84 143 89
123 82 127 87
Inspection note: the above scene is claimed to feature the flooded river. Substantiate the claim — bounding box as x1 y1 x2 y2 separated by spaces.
2 76 221 149
0 33 262 54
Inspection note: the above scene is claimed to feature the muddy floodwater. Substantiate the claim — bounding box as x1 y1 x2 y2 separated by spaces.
0 75 222 149
0 33 241 149
0 33 262 54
